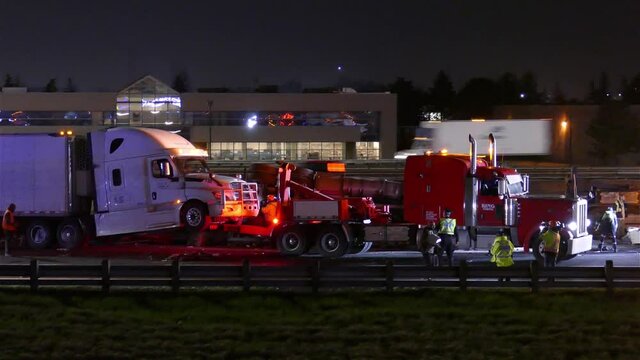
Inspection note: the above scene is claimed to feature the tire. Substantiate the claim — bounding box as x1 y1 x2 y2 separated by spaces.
317 227 349 258
276 228 308 256
26 221 53 250
56 219 84 250
530 234 544 263
181 202 207 232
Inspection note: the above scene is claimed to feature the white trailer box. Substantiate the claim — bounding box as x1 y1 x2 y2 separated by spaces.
395 119 552 159
0 134 72 216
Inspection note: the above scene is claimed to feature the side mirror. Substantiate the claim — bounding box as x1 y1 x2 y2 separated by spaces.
522 175 529 193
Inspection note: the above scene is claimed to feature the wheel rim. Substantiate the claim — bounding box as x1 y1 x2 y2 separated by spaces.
537 240 545 256
186 208 203 227
320 233 340 253
59 225 76 244
282 232 301 252
31 226 48 245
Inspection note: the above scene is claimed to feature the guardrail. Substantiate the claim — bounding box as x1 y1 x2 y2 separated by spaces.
4 259 637 294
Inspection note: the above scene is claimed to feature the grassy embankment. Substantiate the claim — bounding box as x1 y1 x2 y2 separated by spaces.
0 289 638 359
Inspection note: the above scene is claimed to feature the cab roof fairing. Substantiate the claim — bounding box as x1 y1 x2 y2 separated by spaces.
99 127 205 160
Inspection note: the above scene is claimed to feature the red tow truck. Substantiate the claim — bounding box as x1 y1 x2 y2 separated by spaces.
207 133 592 261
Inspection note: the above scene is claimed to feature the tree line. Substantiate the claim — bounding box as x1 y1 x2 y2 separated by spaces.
3 74 77 92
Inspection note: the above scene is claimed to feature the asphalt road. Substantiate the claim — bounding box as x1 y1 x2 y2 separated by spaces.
342 246 640 267
0 243 638 268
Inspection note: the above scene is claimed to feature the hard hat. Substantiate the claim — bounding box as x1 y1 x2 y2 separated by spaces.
267 194 276 201
552 220 562 230
497 228 507 236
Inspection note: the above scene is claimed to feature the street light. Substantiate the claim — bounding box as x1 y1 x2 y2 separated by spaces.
561 119 572 165
207 100 213 159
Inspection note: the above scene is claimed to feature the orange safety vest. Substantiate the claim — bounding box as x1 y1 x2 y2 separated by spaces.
261 201 278 224
2 210 17 232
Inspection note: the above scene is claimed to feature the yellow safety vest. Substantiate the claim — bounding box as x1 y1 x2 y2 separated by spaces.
540 230 560 253
438 218 456 235
490 235 514 267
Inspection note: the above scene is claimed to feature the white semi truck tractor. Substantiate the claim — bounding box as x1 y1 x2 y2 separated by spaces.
0 127 259 250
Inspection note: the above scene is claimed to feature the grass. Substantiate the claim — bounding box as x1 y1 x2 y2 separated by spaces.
0 289 638 359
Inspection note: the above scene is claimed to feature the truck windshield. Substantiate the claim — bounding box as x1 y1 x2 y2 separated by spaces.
505 174 526 196
175 158 211 175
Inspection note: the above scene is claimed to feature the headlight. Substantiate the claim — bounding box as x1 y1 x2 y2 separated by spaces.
586 219 591 227
567 221 578 231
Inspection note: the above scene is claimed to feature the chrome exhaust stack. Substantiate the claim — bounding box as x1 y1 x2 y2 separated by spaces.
489 133 497 167
469 134 477 175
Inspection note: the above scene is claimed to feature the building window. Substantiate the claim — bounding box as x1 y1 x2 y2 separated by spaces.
356 142 380 160
210 142 345 161
116 76 182 127
183 111 380 141
0 111 92 126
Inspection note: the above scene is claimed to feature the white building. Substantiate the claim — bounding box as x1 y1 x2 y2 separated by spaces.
0 75 397 160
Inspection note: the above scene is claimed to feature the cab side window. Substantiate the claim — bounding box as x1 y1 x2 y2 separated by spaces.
151 159 173 178
481 179 499 196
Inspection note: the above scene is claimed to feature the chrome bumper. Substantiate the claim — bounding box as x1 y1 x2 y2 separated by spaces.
567 234 593 255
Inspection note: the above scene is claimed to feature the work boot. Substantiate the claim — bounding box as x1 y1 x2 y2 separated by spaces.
613 243 618 253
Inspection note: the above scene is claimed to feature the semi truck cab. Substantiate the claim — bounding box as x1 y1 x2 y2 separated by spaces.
91 127 258 237
403 133 592 260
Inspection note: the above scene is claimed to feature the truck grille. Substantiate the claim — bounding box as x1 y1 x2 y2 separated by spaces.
574 199 588 236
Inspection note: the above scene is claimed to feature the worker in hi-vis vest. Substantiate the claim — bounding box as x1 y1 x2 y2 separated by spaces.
437 208 458 267
490 228 514 267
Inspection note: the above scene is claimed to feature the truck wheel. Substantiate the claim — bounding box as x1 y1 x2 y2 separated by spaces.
181 202 206 232
530 235 544 263
57 219 84 250
317 227 348 258
26 221 53 250
559 235 576 261
276 228 308 256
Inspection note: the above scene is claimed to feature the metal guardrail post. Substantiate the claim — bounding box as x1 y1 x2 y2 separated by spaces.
385 260 394 292
171 259 181 293
605 260 614 296
311 260 320 293
459 260 468 291
242 258 251 292
529 261 539 293
30 259 39 293
101 259 111 294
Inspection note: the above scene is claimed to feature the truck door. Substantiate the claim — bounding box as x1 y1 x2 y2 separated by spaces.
95 162 148 236
146 158 184 229
476 178 504 227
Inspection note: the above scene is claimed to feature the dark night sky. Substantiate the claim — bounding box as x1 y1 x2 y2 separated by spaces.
0 1 638 97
